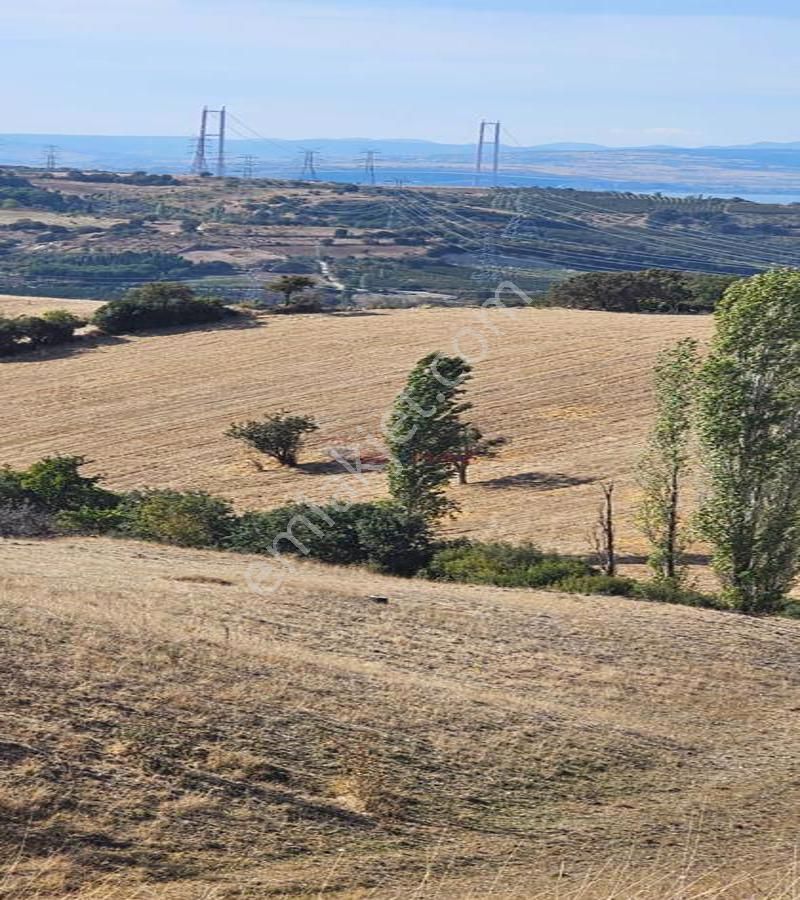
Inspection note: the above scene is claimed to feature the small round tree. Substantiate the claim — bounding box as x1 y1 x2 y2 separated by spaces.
270 275 316 307
227 411 318 467
452 426 508 485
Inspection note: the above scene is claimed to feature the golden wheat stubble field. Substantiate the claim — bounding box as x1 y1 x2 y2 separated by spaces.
1 537 799 898
1 299 799 897
0 298 714 574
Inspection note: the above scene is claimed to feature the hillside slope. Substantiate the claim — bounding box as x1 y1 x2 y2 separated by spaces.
0 303 711 571
0 537 798 898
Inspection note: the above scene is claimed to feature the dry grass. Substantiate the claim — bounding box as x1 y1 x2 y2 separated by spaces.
0 304 712 577
0 537 798 898
2 301 798 896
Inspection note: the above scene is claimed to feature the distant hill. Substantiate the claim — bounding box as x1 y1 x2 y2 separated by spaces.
5 133 800 198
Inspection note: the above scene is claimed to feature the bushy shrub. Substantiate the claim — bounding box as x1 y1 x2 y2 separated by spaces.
269 299 323 315
17 310 86 347
0 501 53 537
0 309 85 355
92 283 233 334
555 574 636 596
0 466 27 505
1 457 118 533
423 541 591 588
226 502 364 563
119 490 235 548
0 317 21 354
633 579 721 609
56 505 125 535
354 503 433 576
225 501 432 576
523 557 594 587
37 309 86 344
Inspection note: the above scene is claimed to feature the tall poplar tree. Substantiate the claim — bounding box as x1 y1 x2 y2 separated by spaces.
637 338 699 583
697 270 800 614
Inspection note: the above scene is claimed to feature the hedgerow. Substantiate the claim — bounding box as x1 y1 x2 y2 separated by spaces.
0 455 742 612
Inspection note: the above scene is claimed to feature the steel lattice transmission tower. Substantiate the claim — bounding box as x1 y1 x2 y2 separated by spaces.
474 120 501 186
191 106 227 176
361 150 379 185
238 155 257 179
300 150 319 181
43 144 59 172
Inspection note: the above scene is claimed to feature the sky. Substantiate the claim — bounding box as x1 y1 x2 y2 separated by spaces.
3 0 800 146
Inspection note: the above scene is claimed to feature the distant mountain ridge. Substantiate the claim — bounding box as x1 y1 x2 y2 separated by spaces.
5 132 800 163
4 133 800 200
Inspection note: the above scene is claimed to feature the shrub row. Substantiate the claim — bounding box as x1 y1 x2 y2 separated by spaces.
421 540 593 588
1 284 239 356
419 540 724 607
0 456 750 613
0 309 85 356
0 457 433 577
224 502 433 576
547 269 737 315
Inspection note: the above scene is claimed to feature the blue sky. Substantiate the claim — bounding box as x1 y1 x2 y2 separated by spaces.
3 0 800 145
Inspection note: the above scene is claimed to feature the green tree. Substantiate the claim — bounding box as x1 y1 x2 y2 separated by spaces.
386 353 472 520
452 426 508 485
697 270 800 614
636 338 699 583
270 275 316 306
18 456 117 513
227 411 318 467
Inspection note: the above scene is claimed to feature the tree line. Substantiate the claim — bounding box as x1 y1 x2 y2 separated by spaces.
637 269 800 615
0 284 238 357
547 269 738 314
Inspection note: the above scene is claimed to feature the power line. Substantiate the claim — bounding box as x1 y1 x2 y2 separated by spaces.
391 188 780 275
401 183 794 272
225 111 293 155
